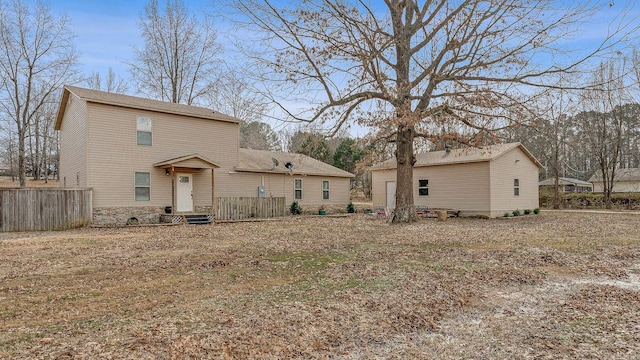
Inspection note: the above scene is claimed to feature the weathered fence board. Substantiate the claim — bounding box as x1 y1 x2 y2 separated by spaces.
215 197 286 220
1 189 92 232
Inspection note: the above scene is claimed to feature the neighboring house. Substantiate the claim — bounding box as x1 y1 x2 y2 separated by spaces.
589 168 640 193
54 85 353 224
371 143 542 218
538 177 593 193
0 162 10 176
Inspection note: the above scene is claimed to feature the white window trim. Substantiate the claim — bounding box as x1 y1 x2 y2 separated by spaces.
514 178 520 196
135 172 151 201
136 116 152 146
322 180 330 200
294 178 303 200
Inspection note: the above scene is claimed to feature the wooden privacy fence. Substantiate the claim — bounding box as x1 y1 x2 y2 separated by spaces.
215 197 286 220
1 189 92 232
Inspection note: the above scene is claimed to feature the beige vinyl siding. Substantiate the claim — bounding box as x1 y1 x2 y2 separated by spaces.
372 163 491 212
86 102 240 207
223 172 350 206
371 169 395 208
58 94 88 188
372 146 540 217
489 147 539 215
412 162 491 212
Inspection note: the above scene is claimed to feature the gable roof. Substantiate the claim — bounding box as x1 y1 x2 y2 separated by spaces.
371 142 542 170
153 154 221 169
236 148 354 178
538 177 592 187
54 85 242 130
589 168 640 182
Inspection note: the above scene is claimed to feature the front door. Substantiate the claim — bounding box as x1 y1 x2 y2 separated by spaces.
176 173 193 212
386 181 396 209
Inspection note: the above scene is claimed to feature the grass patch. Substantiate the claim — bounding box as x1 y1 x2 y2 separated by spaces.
1 213 640 358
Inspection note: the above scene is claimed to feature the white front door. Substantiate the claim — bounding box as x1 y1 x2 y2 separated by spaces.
386 181 396 209
176 173 193 212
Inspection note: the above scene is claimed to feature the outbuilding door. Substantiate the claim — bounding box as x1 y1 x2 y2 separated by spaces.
386 181 396 209
176 173 194 212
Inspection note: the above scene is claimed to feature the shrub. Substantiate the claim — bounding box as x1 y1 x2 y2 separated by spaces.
503 212 510 217
346 201 356 213
290 201 302 215
512 209 521 217
533 207 540 214
524 209 532 215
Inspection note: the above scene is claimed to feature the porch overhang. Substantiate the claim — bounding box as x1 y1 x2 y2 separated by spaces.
153 154 220 215
153 153 221 170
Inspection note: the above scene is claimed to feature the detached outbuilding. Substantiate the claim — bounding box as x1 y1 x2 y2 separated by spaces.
371 143 542 218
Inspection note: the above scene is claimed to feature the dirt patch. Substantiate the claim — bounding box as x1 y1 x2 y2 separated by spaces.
1 212 639 358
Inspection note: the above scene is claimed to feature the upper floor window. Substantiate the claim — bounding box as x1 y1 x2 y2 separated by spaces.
418 179 429 196
322 180 330 200
137 116 152 146
294 178 303 200
514 178 520 196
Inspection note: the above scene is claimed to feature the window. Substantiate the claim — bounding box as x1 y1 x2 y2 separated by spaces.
322 180 330 200
294 178 303 200
514 178 520 196
135 172 150 201
136 116 152 145
418 179 429 196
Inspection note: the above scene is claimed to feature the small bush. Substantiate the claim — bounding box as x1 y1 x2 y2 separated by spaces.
533 207 540 214
503 212 510 217
512 209 521 217
290 201 302 215
346 201 356 213
524 209 532 215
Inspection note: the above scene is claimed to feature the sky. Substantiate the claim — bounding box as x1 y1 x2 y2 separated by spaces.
51 0 210 80
43 0 640 139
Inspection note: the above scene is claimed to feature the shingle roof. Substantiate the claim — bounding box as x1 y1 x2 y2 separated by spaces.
55 85 242 129
589 168 640 182
236 148 354 178
371 142 542 170
538 177 592 187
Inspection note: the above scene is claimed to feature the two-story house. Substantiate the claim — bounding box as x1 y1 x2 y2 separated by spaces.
55 85 353 224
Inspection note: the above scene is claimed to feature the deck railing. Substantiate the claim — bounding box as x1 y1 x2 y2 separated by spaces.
215 197 286 220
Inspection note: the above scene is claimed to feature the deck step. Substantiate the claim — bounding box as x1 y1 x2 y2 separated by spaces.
184 214 213 225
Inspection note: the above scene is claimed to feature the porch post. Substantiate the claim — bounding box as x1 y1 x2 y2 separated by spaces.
171 167 175 214
211 168 216 216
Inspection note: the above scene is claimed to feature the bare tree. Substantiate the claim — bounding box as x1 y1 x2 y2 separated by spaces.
0 0 78 187
577 60 629 209
207 73 270 123
233 0 635 222
130 0 219 105
85 67 129 94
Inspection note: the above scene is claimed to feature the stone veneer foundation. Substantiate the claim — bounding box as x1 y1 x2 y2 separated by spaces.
93 206 213 225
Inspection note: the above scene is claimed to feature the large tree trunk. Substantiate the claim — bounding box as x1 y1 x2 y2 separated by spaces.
18 130 26 187
392 123 418 223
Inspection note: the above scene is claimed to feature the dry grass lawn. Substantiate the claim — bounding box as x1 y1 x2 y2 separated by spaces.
0 177 59 188
1 212 640 359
